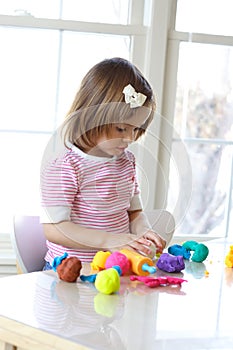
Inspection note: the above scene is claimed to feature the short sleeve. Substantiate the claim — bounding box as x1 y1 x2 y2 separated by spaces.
127 150 141 197
125 151 143 211
128 193 143 211
40 205 71 223
40 153 78 223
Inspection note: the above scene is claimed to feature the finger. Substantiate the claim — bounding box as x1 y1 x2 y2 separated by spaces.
129 241 152 256
145 232 165 248
147 237 164 253
137 237 152 246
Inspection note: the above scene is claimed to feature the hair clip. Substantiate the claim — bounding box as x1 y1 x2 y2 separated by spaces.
123 84 147 108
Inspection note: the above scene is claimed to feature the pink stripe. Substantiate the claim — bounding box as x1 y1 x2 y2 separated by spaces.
41 148 141 263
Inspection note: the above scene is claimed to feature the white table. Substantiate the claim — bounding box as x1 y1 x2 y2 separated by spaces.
0 239 233 350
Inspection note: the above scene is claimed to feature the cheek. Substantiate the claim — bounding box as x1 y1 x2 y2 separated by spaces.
99 136 120 147
96 136 108 147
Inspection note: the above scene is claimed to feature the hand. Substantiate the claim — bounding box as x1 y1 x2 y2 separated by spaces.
109 231 165 257
142 230 166 254
111 233 155 257
128 211 166 256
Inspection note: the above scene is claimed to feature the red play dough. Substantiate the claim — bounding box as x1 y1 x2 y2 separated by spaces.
57 257 82 282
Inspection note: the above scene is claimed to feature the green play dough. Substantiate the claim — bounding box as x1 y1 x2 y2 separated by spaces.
182 240 199 251
182 240 209 262
192 243 209 262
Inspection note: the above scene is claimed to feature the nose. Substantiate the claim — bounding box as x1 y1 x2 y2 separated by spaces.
122 129 134 143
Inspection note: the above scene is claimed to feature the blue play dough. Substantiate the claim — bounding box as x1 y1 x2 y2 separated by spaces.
52 252 68 271
168 244 191 260
80 273 97 283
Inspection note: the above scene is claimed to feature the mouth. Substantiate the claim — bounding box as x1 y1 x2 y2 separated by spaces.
116 147 127 152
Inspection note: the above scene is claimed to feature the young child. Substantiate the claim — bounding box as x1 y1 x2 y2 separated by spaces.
40 57 174 269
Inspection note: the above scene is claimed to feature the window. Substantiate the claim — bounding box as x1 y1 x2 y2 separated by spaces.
3 0 231 241
176 0 233 36
0 0 147 235
165 0 233 239
0 0 130 23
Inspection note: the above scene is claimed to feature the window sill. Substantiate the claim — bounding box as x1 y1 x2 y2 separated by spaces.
0 235 17 276
0 251 16 265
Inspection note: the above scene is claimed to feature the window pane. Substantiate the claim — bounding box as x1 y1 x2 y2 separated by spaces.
57 31 130 121
0 27 130 234
0 27 59 131
174 43 233 140
168 42 233 238
0 132 51 233
62 0 130 24
228 184 233 240
168 141 233 237
176 0 233 36
0 27 130 131
0 0 130 24
0 0 60 18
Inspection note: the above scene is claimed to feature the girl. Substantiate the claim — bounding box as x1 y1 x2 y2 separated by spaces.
40 57 174 269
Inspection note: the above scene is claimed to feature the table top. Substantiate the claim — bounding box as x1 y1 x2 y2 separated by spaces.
0 239 233 350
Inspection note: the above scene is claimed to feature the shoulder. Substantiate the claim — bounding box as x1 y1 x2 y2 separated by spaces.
122 149 136 163
42 145 85 174
56 144 87 164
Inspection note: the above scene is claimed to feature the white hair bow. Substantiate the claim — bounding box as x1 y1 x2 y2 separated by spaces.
123 84 147 108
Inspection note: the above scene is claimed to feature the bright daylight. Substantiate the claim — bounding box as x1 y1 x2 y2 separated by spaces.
0 1 233 350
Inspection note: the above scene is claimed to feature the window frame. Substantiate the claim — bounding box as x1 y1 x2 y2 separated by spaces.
159 0 233 239
0 0 156 239
2 0 232 241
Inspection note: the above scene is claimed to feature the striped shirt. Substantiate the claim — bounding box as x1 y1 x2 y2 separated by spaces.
40 143 142 263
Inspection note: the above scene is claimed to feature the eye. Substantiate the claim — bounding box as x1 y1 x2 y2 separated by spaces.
116 126 126 133
133 127 141 133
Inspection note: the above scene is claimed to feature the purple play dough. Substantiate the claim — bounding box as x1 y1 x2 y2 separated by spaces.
156 253 185 272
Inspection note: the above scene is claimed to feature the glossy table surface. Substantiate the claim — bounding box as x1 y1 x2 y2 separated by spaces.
0 239 233 350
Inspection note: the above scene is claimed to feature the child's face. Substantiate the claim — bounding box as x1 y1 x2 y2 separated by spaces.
89 110 150 158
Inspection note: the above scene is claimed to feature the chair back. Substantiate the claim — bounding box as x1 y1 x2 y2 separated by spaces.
12 215 47 273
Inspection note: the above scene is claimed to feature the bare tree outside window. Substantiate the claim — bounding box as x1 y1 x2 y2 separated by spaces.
168 42 233 238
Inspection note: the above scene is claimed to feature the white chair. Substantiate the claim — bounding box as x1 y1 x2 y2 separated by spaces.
11 215 47 273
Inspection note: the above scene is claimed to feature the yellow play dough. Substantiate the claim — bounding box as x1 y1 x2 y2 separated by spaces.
95 268 120 294
90 251 111 271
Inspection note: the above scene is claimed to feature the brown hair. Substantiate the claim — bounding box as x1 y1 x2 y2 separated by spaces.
62 57 156 150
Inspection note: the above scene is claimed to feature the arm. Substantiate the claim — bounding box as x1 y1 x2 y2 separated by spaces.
126 153 165 254
128 210 166 253
43 220 153 255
